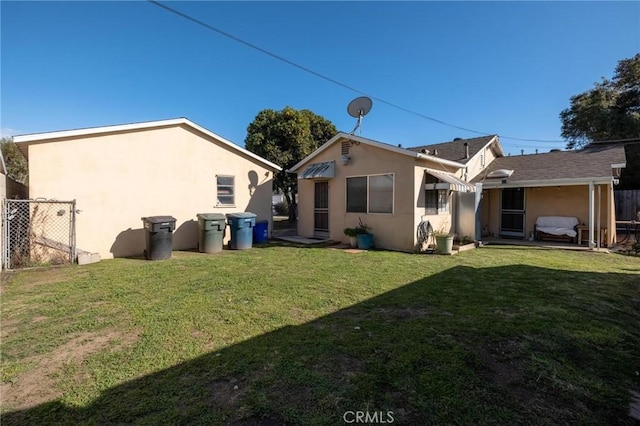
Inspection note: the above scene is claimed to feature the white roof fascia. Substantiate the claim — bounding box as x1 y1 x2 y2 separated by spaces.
416 153 465 168
480 176 614 189
184 119 282 171
611 162 626 168
12 118 187 143
13 118 282 171
490 136 505 157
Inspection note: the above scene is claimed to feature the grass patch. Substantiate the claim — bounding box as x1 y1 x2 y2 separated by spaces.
1 246 639 424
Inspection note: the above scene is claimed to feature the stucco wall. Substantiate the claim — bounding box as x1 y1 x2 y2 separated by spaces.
481 184 615 246
297 139 461 252
297 140 418 251
27 124 274 258
414 166 454 241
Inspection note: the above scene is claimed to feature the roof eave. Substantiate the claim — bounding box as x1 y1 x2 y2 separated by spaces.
12 118 282 171
288 132 466 173
480 176 616 189
416 153 465 168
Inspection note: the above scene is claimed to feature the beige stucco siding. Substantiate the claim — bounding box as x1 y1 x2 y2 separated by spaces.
27 124 274 258
481 184 615 246
413 166 455 239
297 140 418 251
297 139 462 252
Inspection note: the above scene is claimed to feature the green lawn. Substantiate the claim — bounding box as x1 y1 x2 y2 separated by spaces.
1 246 639 425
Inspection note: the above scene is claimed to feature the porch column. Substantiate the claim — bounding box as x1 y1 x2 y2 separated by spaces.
589 181 595 249
597 185 601 249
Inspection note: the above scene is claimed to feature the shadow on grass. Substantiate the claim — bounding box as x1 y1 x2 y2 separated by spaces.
3 265 639 425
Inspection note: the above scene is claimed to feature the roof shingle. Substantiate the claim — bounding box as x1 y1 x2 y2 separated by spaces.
471 144 626 183
407 135 497 163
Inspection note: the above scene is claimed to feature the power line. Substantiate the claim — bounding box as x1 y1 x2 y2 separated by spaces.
146 1 625 146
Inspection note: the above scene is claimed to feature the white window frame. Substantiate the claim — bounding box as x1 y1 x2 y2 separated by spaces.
346 173 394 215
216 175 235 207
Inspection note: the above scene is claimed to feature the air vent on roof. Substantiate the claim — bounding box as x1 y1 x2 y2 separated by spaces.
453 137 463 141
487 169 514 179
421 149 429 154
550 149 561 153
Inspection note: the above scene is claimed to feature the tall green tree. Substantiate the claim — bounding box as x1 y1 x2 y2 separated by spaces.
245 107 337 220
560 54 640 188
1 137 29 185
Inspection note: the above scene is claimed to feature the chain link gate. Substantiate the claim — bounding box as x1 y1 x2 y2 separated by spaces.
2 199 77 269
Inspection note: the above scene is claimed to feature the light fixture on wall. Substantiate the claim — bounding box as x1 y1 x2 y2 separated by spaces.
342 154 350 165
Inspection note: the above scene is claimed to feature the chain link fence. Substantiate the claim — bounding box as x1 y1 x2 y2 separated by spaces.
2 199 76 269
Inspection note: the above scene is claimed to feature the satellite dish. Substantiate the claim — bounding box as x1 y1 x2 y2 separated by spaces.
347 96 373 135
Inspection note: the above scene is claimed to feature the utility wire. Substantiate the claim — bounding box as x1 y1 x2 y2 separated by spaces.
147 0 632 146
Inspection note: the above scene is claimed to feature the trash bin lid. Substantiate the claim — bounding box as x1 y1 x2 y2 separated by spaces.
197 213 226 221
141 215 177 223
226 212 257 219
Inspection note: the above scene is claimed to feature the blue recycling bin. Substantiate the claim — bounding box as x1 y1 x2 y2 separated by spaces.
253 220 269 244
226 212 257 250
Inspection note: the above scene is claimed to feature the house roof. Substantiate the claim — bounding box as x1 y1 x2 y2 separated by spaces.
288 132 466 173
12 118 282 171
407 135 501 164
472 144 626 187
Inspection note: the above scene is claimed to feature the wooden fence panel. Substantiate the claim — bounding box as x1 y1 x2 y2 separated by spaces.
615 190 640 221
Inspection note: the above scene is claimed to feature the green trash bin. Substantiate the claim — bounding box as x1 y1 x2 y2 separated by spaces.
197 213 226 253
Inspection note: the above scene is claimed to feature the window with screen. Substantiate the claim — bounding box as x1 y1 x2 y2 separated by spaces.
216 175 235 206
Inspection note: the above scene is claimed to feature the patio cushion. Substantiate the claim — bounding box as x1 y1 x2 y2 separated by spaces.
535 216 579 238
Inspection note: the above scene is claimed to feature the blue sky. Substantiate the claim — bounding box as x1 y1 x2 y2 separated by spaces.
1 1 638 154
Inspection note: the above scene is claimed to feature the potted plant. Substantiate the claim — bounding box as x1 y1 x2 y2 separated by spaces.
343 227 358 248
433 227 455 255
354 218 373 250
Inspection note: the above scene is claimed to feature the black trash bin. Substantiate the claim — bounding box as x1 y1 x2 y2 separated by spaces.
141 216 176 260
197 213 226 253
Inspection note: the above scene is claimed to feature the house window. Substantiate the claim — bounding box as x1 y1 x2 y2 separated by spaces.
424 173 449 215
346 176 367 212
216 175 235 206
346 174 394 214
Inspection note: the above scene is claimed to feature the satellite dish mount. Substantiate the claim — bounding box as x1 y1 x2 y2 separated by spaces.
347 96 373 135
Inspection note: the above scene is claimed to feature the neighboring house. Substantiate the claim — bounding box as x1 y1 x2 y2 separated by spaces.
289 132 625 251
13 118 281 259
0 149 28 200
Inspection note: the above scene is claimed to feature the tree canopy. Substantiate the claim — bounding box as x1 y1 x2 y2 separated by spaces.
245 107 337 220
560 54 640 189
1 137 29 186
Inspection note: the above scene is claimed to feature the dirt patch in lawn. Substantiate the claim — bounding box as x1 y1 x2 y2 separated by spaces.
0 318 21 340
476 340 536 404
1 268 88 294
313 353 366 383
2 328 140 410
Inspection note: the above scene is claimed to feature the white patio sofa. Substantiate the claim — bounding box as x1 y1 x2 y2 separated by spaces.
534 216 579 243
